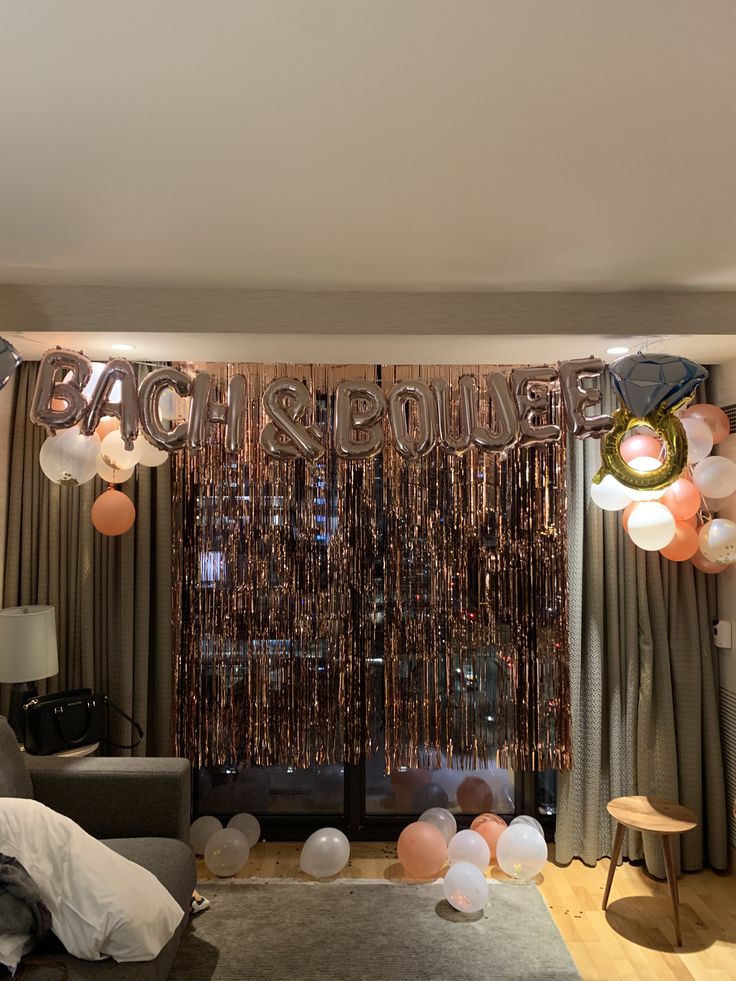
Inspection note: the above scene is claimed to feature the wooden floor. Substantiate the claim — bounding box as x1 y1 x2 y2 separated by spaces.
198 842 736 980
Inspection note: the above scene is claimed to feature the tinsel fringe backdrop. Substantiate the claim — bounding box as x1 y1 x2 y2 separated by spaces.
172 364 570 773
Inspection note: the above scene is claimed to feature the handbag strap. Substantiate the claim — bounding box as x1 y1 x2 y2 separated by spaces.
102 696 144 750
53 701 96 746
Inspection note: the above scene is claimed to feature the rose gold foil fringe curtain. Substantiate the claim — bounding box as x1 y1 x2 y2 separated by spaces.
172 363 570 773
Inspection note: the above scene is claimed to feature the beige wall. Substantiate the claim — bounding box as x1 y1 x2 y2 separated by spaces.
0 375 15 604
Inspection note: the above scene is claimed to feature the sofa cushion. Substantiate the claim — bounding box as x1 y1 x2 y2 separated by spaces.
0 716 33 799
102 837 196 913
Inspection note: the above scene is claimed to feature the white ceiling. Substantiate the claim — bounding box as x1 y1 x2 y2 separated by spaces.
3 2 736 291
8 330 736 365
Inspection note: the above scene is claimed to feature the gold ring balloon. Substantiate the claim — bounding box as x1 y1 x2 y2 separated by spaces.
594 352 709 493
594 406 688 492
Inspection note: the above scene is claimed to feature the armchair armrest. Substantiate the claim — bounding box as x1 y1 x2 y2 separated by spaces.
26 756 191 842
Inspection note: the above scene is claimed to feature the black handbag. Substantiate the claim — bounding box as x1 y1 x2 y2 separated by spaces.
22 689 143 755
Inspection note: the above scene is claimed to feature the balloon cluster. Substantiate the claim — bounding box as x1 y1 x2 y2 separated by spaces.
397 808 548 914
592 402 736 572
189 812 261 877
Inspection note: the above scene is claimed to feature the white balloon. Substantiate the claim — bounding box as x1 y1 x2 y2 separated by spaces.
510 815 544 838
100 429 142 470
227 812 261 847
447 829 490 870
682 417 714 464
39 429 100 486
590 474 631 511
627 501 676 551
299 828 350 878
95 453 134 484
419 807 457 844
189 815 223 855
692 456 736 500
136 434 169 467
442 861 489 913
625 457 667 501
204 827 250 877
496 824 548 881
698 519 736 565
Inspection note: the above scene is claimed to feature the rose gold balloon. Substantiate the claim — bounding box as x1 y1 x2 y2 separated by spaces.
621 502 638 533
660 521 699 562
683 404 730 445
457 777 493 813
620 433 663 464
660 478 701 521
470 812 507 830
91 487 135 536
397 821 447 879
690 549 726 574
95 416 120 440
473 815 507 863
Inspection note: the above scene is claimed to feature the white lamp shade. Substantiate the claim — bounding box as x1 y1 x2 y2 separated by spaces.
0 605 59 682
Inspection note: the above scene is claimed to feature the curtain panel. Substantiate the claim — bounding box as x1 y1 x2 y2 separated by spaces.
556 382 728 877
1 362 173 756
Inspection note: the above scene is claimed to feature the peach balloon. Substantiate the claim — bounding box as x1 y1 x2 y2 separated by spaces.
397 821 447 879
683 404 730 445
473 816 507 863
91 488 135 536
95 416 120 440
620 433 663 464
621 502 638 533
457 777 493 813
660 521 699 562
690 550 726 574
470 812 507 831
660 478 701 521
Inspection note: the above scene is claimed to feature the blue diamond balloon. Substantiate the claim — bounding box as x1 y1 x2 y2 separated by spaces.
609 353 708 417
0 336 22 391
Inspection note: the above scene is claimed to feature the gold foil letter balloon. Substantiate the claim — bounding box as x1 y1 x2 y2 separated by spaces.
387 379 436 458
260 377 325 462
81 358 140 449
138 367 192 451
510 367 562 447
333 380 386 459
30 348 93 433
557 357 613 439
594 354 708 493
187 372 247 453
430 376 474 456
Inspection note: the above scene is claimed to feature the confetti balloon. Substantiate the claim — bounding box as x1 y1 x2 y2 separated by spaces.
496 824 548 881
442 861 489 914
39 430 100 487
698 519 736 566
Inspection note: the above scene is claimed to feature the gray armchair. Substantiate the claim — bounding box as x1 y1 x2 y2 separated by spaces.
0 717 196 980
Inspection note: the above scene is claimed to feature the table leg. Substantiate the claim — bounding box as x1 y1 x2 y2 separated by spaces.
662 834 683 947
602 822 624 910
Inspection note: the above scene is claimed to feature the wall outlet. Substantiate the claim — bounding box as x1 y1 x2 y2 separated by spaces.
713 620 732 649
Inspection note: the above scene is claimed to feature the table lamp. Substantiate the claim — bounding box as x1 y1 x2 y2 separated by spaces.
0 605 59 740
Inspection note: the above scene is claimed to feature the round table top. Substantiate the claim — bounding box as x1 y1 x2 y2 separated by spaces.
607 795 697 834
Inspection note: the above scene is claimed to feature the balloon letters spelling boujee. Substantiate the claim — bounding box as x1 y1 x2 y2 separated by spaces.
30 349 626 462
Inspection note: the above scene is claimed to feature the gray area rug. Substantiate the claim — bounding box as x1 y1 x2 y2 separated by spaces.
170 879 580 981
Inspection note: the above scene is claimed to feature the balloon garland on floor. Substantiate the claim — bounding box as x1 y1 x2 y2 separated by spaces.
590 354 736 572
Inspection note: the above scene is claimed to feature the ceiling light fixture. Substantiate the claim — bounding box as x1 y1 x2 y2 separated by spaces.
606 346 630 355
111 343 134 351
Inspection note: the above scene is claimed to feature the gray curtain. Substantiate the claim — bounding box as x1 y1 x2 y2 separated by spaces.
1 362 173 756
556 387 728 877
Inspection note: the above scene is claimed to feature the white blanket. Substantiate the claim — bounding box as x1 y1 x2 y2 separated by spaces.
0 798 185 963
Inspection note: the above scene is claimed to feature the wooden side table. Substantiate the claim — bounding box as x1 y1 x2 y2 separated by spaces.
602 795 697 947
